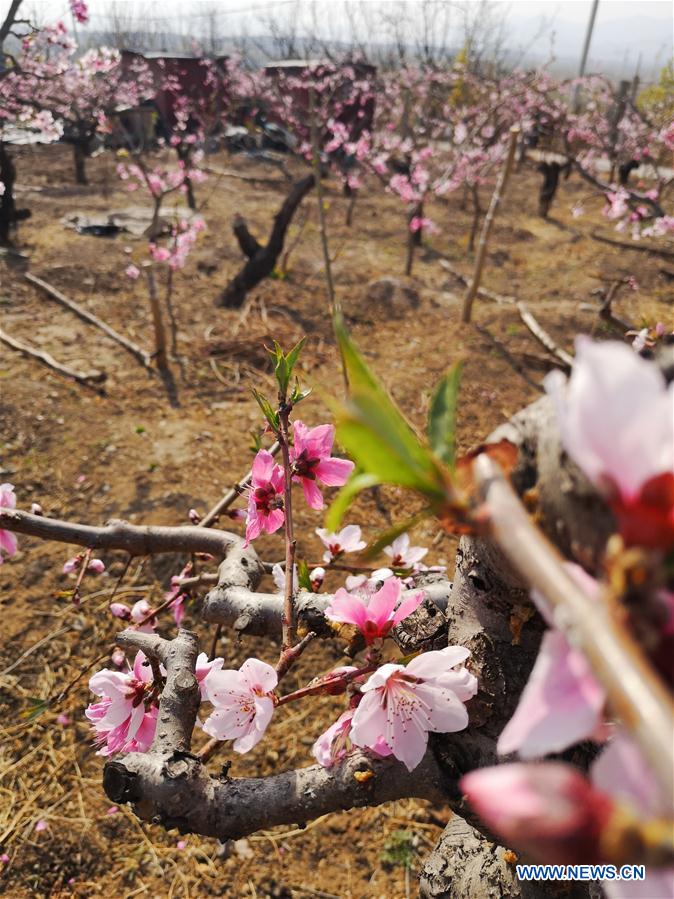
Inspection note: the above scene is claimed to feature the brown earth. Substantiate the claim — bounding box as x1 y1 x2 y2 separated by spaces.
0 142 672 899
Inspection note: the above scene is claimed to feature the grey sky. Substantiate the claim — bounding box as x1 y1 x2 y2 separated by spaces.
7 0 674 79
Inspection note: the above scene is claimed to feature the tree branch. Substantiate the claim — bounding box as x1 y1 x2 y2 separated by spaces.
232 214 263 258
0 508 250 559
0 326 106 389
202 572 452 638
25 272 153 370
103 628 448 841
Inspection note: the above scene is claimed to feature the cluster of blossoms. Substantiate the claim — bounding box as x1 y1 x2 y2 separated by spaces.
199 610 477 772
86 526 477 772
463 339 674 896
117 157 207 199
244 421 354 545
86 650 220 755
149 217 206 270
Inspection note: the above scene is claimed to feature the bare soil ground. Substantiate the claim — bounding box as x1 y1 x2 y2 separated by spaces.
0 142 671 899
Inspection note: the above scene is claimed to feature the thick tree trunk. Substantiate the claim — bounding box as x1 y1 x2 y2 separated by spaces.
420 816 601 899
0 141 29 245
73 142 88 186
216 174 315 308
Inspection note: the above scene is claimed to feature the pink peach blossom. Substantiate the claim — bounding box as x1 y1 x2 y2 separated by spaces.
383 533 428 568
461 763 613 864
325 577 423 644
85 651 159 756
315 524 366 563
309 566 325 591
350 646 478 771
202 658 277 753
109 602 131 620
0 483 18 564
498 564 606 758
312 707 356 767
290 421 354 510
244 450 285 545
195 652 223 698
130 599 156 632
545 338 674 548
62 555 81 575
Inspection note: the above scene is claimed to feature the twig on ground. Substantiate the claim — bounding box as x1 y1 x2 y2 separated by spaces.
25 272 152 369
516 302 574 370
0 326 106 388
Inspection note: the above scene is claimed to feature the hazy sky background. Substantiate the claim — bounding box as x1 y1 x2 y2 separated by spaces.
6 0 674 80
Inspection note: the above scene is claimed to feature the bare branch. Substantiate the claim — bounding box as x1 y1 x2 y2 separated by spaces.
216 174 315 308
516 302 574 371
461 127 520 323
0 508 252 560
0 326 106 388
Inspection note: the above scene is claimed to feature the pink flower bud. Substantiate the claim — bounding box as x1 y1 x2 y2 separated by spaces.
461 763 614 864
87 558 105 574
111 648 126 667
109 602 131 620
56 713 71 726
30 503 44 516
310 567 325 591
35 820 48 833
188 508 201 524
125 264 140 280
62 555 81 575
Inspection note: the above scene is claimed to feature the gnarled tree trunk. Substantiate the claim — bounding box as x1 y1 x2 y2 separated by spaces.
216 174 315 308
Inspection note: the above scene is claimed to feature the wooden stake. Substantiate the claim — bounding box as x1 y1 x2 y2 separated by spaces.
145 268 168 371
461 126 520 324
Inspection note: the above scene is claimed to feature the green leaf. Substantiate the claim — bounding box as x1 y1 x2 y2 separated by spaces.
268 337 306 398
325 471 381 531
252 388 279 431
285 336 306 382
427 362 462 469
21 697 51 720
290 379 311 406
297 559 312 591
332 315 446 500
